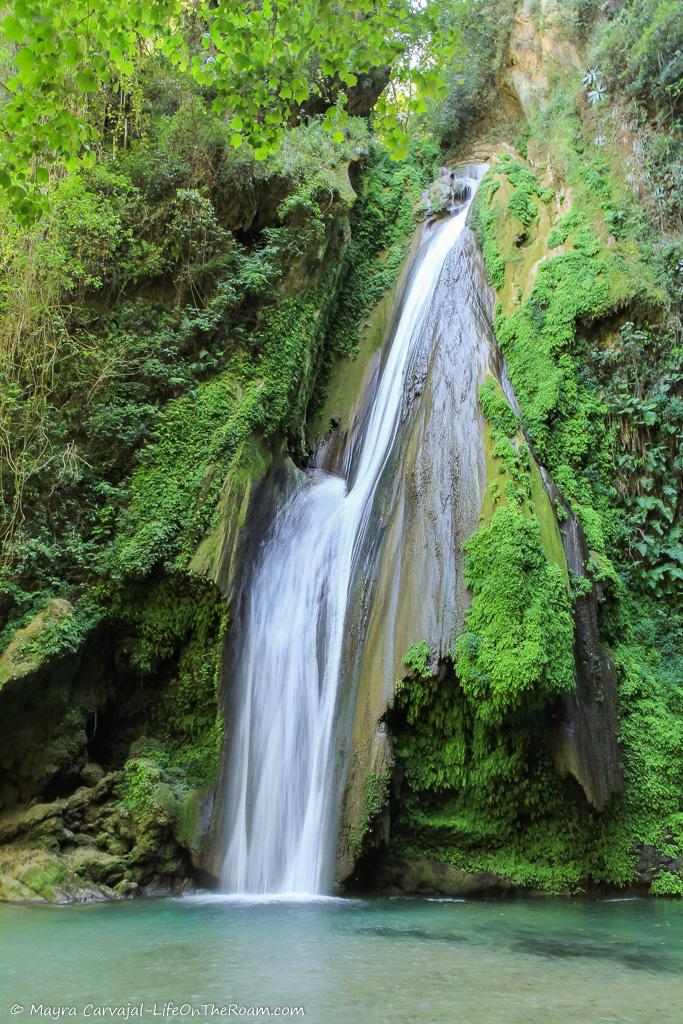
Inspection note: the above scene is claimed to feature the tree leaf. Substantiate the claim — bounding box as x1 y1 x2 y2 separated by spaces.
1 15 24 42
75 70 98 93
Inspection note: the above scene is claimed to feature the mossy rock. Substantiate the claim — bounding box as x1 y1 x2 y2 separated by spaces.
0 846 118 903
0 600 74 690
174 789 204 855
189 436 273 597
392 857 510 897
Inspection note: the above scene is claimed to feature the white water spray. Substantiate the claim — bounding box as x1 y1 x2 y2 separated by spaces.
221 178 481 895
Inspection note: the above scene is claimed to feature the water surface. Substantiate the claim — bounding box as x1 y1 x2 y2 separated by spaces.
1 896 682 1023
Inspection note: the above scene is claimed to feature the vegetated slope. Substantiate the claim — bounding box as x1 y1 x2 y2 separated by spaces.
0 0 680 902
377 0 683 897
0 51 441 899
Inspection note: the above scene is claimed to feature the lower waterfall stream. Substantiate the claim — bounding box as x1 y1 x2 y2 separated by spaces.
221 174 484 895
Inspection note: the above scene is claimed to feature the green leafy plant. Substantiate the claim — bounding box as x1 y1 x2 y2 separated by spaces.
0 0 463 220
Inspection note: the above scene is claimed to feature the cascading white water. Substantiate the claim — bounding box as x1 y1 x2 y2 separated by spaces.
221 179 481 895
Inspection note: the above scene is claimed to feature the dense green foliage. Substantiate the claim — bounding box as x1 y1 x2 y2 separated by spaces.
428 0 516 147
322 138 439 366
0 0 463 220
391 643 583 890
455 384 575 724
0 81 366 641
0 0 681 901
456 505 574 722
593 0 683 125
391 606 683 893
348 770 392 858
474 142 681 595
586 0 683 228
389 36 683 893
111 578 225 787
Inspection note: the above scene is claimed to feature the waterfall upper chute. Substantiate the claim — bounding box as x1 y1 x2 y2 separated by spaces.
220 175 484 896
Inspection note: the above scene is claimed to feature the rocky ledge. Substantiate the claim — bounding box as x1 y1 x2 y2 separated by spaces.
0 765 193 903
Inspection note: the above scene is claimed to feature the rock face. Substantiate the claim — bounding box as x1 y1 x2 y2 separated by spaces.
386 858 509 898
551 504 624 810
0 770 189 902
0 633 102 814
0 622 205 901
505 0 581 118
331 221 499 881
0 599 74 691
190 438 276 606
635 843 681 886
425 168 471 217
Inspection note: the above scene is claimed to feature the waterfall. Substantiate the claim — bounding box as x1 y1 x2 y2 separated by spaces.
221 174 482 895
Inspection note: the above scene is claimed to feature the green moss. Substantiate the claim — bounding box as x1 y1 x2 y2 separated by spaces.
390 605 683 894
20 860 69 901
456 504 574 724
348 769 391 858
0 600 75 688
120 757 169 826
175 790 203 852
529 462 568 580
308 139 441 440
478 378 519 436
478 380 567 577
119 747 202 840
508 189 538 228
189 436 272 585
403 640 432 677
111 374 240 578
389 99 682 893
455 376 574 726
112 577 225 790
472 175 506 289
390 636 584 892
111 248 350 581
312 275 401 437
474 151 658 565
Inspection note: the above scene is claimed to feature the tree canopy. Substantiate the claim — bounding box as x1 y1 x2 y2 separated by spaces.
0 0 463 220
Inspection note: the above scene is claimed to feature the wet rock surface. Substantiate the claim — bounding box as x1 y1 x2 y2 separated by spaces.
387 858 510 898
425 167 472 218
635 842 682 885
549 498 624 810
335 222 497 881
0 769 193 902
